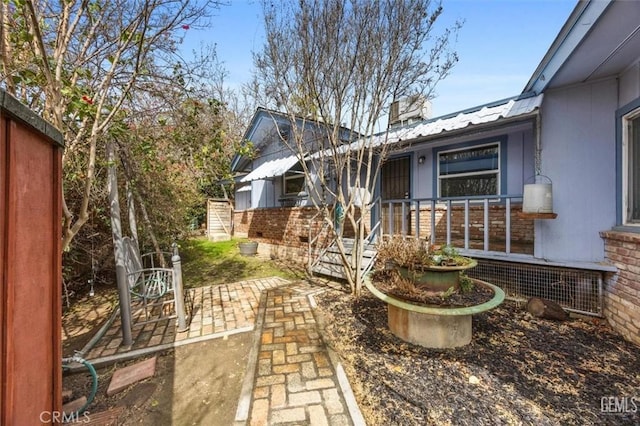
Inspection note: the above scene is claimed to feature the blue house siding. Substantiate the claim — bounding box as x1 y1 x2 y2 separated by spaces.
234 109 338 210
618 62 640 108
537 78 618 263
406 125 535 201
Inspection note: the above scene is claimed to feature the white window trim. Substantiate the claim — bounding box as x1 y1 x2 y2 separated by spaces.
437 141 501 198
282 167 306 196
622 108 640 225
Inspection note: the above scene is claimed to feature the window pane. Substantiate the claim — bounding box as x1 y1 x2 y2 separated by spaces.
630 116 640 222
440 174 498 197
439 145 499 176
283 162 306 195
285 176 305 194
437 143 500 197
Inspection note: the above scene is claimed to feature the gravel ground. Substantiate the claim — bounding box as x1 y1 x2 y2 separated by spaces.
314 288 640 426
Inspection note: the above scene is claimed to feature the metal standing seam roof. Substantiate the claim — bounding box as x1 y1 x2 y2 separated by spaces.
368 93 544 147
239 155 299 182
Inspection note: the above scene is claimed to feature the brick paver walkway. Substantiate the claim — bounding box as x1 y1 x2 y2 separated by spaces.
75 277 363 425
247 284 356 425
84 277 289 361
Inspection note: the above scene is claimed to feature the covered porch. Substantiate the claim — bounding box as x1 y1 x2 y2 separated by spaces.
373 194 608 317
377 194 533 256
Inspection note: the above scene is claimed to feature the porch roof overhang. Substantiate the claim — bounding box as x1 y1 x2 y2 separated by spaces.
367 93 543 148
240 155 299 182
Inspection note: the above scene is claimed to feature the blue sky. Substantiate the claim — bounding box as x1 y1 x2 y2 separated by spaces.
183 0 577 117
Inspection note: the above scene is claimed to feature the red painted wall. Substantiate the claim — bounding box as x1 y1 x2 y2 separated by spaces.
1 93 63 424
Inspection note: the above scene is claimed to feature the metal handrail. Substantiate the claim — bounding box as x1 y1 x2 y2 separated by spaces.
307 209 333 274
363 196 382 244
359 196 383 278
307 195 383 276
378 194 528 257
381 194 524 204
340 196 382 278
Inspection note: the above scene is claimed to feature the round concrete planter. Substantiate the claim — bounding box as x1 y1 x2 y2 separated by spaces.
238 241 258 256
364 273 505 348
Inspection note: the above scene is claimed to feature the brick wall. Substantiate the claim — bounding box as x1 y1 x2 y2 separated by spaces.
235 207 323 246
234 207 365 263
235 204 533 263
600 231 640 346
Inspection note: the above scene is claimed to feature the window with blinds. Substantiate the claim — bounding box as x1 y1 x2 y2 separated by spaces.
437 143 500 197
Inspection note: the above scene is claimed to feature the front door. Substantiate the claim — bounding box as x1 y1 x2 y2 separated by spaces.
381 156 411 235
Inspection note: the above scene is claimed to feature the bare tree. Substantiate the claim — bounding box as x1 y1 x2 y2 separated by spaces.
253 0 461 295
0 0 221 251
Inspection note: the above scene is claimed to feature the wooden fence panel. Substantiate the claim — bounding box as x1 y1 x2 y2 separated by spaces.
207 199 232 240
0 91 63 424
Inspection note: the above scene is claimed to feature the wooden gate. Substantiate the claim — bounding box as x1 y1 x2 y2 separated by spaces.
207 198 232 241
0 91 63 424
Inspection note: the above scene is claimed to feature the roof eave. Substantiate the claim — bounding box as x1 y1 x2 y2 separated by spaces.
523 0 613 95
394 111 540 147
231 107 359 173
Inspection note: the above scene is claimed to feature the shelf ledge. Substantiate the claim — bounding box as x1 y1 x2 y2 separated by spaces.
517 211 558 219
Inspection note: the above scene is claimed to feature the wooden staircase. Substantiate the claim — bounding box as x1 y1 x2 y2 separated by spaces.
311 238 377 280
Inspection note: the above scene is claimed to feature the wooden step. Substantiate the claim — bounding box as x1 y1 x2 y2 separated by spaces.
325 246 377 257
311 238 378 280
312 263 348 279
331 238 376 250
315 252 375 268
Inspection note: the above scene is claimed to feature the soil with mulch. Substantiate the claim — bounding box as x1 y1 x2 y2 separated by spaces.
372 270 494 307
314 287 640 425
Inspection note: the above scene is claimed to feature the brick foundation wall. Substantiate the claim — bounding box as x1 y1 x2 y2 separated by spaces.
234 207 365 263
235 207 322 247
601 231 640 346
235 204 534 263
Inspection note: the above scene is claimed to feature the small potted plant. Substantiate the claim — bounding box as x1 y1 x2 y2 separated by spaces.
238 240 259 256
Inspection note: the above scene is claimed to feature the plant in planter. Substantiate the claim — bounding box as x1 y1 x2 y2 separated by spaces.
367 236 504 348
376 237 477 295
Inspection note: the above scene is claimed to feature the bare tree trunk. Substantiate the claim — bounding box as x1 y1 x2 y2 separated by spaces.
127 180 140 250
254 0 459 296
132 188 166 268
0 3 15 95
